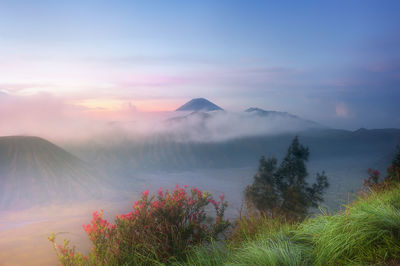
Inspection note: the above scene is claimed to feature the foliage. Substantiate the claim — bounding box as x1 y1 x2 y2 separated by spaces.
175 240 228 266
245 136 329 220
228 205 290 247
183 184 400 265
296 186 400 265
48 146 400 265
49 185 230 265
364 146 400 191
48 235 90 265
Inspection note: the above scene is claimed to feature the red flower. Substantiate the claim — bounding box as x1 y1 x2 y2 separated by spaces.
372 170 380 176
219 193 225 201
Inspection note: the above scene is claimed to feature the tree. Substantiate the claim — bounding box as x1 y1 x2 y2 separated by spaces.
245 136 329 220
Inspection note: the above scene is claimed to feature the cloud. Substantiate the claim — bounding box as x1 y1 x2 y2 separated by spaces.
106 110 322 143
0 91 323 143
0 93 110 141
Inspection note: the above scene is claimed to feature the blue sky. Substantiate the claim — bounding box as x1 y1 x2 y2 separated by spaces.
0 0 399 129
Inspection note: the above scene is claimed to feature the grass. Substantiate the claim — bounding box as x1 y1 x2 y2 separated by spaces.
181 185 400 265
297 188 400 265
50 184 400 265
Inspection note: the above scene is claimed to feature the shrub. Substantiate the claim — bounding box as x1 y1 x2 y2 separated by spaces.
49 185 230 265
364 147 400 192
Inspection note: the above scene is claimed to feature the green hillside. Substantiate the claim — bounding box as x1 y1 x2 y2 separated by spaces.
182 185 400 265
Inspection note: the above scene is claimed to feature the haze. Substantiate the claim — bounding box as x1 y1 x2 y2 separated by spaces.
1 1 400 265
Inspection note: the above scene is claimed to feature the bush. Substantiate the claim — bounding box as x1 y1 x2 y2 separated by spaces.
364 147 400 192
49 185 230 265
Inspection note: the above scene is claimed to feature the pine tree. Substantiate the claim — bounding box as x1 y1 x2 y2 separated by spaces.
245 136 329 220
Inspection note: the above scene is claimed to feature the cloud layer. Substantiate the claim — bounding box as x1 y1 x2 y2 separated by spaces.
0 92 324 143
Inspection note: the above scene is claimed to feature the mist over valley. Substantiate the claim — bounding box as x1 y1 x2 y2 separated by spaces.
1 1 400 263
1 100 399 265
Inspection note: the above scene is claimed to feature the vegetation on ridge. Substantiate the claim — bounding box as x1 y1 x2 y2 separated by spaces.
182 184 400 265
49 143 400 265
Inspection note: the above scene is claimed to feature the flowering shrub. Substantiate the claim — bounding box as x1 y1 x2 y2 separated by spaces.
364 148 400 191
364 164 400 191
48 235 89 265
49 185 230 265
363 168 382 189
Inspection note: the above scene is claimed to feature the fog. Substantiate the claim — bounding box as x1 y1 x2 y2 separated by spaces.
1 94 399 265
0 93 322 144
0 168 253 265
0 164 366 265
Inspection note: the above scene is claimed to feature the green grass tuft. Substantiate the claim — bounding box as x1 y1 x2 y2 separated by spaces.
182 185 400 265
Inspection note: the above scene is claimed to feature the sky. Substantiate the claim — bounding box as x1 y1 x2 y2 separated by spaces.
0 0 399 131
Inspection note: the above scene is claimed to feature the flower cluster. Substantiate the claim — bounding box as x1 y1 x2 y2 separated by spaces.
364 150 400 192
50 185 230 265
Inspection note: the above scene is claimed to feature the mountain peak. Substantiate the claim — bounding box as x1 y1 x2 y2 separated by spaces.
176 98 223 112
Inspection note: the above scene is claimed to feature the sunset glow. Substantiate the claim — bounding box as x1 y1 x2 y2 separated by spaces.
0 1 398 130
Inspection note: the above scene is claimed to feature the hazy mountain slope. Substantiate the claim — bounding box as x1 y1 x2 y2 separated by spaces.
0 136 107 209
245 107 324 129
166 111 213 125
68 128 400 172
65 128 400 210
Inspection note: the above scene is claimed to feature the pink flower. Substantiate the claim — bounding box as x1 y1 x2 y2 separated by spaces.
219 193 225 201
143 189 149 197
158 188 164 197
209 199 218 207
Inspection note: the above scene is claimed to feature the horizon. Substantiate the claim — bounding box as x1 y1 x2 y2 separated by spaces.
1 1 400 135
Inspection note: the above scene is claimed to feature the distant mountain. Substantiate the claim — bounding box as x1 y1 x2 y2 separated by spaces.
176 98 223 112
245 107 298 118
165 103 325 142
245 107 324 128
0 136 107 209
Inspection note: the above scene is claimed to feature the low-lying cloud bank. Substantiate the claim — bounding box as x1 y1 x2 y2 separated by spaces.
0 93 321 143
157 111 321 142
